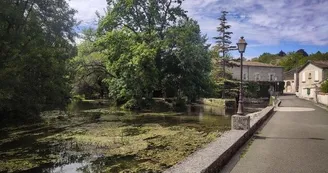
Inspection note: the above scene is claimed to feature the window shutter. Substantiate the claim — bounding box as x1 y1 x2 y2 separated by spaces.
315 71 319 81
302 73 305 82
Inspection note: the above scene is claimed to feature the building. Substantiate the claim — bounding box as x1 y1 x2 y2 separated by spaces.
227 61 284 82
283 68 298 93
297 61 328 99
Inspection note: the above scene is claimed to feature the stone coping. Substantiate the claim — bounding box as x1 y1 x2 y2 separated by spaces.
164 106 274 173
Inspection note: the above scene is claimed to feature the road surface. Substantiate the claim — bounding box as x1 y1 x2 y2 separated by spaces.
224 95 328 173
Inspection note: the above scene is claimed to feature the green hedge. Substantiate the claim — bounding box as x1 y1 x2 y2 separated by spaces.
244 81 284 98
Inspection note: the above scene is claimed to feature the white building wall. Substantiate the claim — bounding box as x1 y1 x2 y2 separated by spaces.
298 64 324 98
227 66 284 82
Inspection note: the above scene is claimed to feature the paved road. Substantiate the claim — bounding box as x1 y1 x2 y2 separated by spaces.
225 95 328 173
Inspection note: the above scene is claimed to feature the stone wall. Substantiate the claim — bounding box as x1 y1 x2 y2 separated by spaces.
164 106 275 173
317 94 328 106
202 98 225 107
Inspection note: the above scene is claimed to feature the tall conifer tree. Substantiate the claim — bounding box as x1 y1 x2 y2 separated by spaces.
214 11 233 98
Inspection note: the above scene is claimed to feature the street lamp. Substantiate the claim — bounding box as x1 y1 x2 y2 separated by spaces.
236 36 247 115
277 81 280 97
274 76 280 98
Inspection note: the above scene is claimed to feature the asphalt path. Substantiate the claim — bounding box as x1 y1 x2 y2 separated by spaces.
224 95 328 173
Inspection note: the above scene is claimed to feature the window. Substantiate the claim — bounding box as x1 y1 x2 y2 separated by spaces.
255 73 260 81
243 73 247 80
308 73 312 79
270 74 274 81
315 71 319 81
302 72 305 82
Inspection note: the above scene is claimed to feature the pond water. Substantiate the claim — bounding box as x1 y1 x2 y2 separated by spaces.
0 101 265 173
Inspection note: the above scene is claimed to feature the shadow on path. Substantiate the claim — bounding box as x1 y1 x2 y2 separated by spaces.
254 135 325 141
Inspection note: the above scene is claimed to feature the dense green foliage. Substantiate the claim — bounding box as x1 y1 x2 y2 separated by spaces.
0 0 77 120
279 51 328 71
97 28 159 109
252 52 281 65
321 80 328 93
244 81 284 98
0 0 213 118
212 80 284 99
91 0 212 108
253 51 328 71
70 29 109 99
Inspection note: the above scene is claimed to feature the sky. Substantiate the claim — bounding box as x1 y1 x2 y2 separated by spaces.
68 0 328 59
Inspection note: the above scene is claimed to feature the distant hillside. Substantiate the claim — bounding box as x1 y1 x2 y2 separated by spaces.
251 50 328 71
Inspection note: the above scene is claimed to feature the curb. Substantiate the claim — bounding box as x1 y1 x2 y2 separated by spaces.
165 106 275 173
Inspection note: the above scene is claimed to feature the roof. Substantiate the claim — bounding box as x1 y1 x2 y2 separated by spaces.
311 61 328 69
230 61 283 68
298 60 328 72
284 69 296 80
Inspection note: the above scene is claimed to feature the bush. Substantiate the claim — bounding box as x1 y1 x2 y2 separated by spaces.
244 81 284 98
321 80 328 93
121 99 140 110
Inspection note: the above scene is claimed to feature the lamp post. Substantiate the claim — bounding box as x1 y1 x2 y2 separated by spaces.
236 37 247 115
277 81 280 97
274 76 277 92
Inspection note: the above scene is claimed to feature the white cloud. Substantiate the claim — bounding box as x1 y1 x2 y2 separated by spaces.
68 0 107 27
69 0 328 47
183 0 328 46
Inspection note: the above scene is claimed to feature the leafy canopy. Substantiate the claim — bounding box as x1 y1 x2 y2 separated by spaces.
0 0 77 119
92 0 212 108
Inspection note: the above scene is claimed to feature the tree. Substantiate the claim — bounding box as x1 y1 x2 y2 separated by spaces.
209 46 233 81
98 0 187 39
279 52 305 71
97 0 188 107
163 19 212 102
296 49 309 57
257 53 280 64
95 0 212 108
321 80 328 93
70 29 109 99
309 51 328 61
0 0 77 120
278 51 328 71
213 11 233 98
278 50 286 57
96 28 158 109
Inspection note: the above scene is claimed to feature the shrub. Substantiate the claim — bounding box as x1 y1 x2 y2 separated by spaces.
321 80 328 93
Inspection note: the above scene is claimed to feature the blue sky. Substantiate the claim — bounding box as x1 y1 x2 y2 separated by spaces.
69 0 328 59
